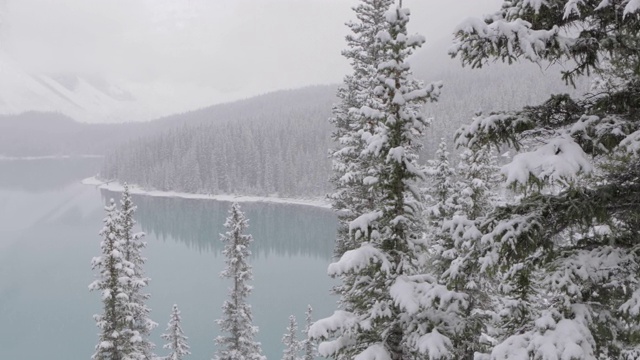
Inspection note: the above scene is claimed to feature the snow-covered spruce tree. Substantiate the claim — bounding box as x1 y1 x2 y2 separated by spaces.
429 142 502 359
424 139 457 239
330 0 395 257
118 184 156 358
90 199 134 360
455 145 500 220
161 304 191 360
450 1 640 358
301 305 316 360
214 203 265 360
311 4 451 360
281 315 301 360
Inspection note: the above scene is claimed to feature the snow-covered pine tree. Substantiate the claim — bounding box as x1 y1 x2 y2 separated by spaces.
430 142 502 359
161 304 191 360
281 315 301 360
214 203 265 360
90 199 134 360
329 0 395 257
301 305 316 360
454 144 500 220
424 139 457 237
118 183 156 359
311 3 450 360
450 1 640 358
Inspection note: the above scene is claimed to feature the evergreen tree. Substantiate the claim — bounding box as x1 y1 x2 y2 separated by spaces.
424 139 457 239
454 144 500 220
214 203 265 360
450 1 640 358
301 305 316 360
429 142 502 359
90 199 134 360
281 315 301 360
161 304 191 360
118 184 156 359
329 0 395 257
311 3 448 360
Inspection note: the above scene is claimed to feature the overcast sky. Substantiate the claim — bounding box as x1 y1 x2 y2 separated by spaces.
1 0 502 98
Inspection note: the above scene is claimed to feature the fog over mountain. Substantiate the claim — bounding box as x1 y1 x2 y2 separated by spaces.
0 0 503 123
98 42 587 197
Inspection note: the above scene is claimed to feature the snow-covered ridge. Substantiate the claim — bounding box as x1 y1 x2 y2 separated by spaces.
0 51 246 124
81 176 331 209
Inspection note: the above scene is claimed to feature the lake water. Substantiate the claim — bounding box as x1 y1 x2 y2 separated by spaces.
0 158 337 360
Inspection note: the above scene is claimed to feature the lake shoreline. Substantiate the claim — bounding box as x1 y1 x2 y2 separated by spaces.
0 154 104 161
81 176 332 209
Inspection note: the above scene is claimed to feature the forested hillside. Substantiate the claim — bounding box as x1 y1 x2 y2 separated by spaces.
100 86 336 197
101 45 586 197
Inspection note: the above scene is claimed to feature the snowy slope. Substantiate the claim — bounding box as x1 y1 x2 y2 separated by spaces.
0 52 236 123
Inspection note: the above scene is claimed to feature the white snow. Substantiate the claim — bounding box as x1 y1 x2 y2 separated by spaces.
624 0 640 16
354 344 392 360
0 154 103 161
81 177 330 209
416 329 453 359
308 310 357 340
327 243 391 276
501 136 592 185
563 0 584 19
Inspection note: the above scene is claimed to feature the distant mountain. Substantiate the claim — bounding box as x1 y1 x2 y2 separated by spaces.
0 86 338 158
100 54 587 197
0 112 148 157
0 52 245 123
2 41 589 197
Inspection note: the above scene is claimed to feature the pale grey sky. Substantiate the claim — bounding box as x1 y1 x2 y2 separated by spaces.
2 0 501 96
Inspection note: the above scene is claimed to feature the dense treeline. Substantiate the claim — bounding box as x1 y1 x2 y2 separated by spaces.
100 87 335 197
101 54 582 197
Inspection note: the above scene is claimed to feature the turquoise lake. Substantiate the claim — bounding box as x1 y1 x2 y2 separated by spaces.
0 158 337 359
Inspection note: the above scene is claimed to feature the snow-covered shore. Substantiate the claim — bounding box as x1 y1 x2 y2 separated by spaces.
0 155 104 161
81 176 331 209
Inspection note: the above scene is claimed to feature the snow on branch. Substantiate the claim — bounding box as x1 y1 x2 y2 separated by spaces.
455 113 531 149
328 243 392 276
415 329 453 360
624 0 640 16
491 313 596 360
353 344 392 360
308 310 358 340
501 136 592 185
390 275 468 316
349 211 383 239
618 129 640 154
450 15 569 65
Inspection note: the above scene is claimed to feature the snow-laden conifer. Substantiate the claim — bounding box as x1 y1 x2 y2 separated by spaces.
312 3 448 360
90 199 134 360
431 142 502 359
118 183 156 358
281 315 301 360
329 0 395 257
424 139 457 237
450 1 640 357
214 203 265 360
161 304 191 360
301 305 316 360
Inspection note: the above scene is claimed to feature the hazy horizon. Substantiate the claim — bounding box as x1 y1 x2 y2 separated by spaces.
0 0 502 123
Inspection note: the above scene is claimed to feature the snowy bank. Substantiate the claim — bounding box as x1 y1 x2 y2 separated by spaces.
81 176 331 209
0 154 104 161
